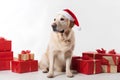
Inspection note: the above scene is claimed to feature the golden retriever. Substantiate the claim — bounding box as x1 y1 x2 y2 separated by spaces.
39 10 76 78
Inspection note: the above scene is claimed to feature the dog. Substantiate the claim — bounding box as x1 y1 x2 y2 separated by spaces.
39 9 79 78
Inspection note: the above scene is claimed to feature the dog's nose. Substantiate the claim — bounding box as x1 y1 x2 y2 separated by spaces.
51 23 57 28
51 23 57 31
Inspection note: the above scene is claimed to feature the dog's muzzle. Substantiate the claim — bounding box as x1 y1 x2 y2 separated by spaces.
51 23 64 33
52 23 57 31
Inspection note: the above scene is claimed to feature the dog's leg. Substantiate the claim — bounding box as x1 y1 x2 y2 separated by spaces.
39 54 49 73
65 51 73 78
66 58 73 77
47 53 55 78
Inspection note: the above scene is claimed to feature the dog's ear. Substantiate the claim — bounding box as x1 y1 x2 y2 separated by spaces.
69 21 74 28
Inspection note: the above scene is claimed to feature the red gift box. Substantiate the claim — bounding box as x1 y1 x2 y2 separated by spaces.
0 60 11 70
82 52 102 60
77 59 102 75
71 56 81 70
11 60 38 73
0 38 11 52
0 51 13 60
12 60 30 73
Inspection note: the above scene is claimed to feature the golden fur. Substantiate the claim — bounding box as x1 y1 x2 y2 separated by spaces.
39 14 75 78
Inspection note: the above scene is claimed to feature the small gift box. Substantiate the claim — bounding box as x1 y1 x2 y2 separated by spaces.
102 65 117 73
82 52 102 60
0 37 11 52
71 56 81 70
97 49 120 65
77 59 102 75
0 60 11 70
18 50 34 61
0 51 13 60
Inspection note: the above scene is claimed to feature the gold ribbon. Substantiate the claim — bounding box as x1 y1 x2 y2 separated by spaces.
93 60 96 74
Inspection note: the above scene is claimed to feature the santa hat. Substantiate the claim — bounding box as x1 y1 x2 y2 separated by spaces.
58 9 80 27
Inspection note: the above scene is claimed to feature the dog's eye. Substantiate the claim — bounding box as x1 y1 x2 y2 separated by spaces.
60 18 64 21
54 18 56 21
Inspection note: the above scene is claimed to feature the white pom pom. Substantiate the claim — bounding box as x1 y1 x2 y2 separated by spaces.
77 27 81 31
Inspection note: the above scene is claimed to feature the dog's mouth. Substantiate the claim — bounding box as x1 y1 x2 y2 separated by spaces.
53 28 64 33
59 30 64 33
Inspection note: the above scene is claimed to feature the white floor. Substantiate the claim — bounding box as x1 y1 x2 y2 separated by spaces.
0 70 120 80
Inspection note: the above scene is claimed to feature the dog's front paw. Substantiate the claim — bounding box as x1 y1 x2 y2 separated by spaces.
66 72 74 78
47 73 54 78
42 69 48 73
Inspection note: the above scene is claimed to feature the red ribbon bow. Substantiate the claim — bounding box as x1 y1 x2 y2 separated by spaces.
108 49 116 54
21 50 31 54
96 48 106 54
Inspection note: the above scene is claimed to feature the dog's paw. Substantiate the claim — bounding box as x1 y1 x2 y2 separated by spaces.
66 72 74 78
47 73 54 78
42 69 48 73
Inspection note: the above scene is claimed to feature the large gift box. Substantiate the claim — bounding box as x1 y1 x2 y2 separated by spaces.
12 60 38 73
12 60 30 73
102 65 117 73
0 37 11 52
0 51 13 60
77 59 102 75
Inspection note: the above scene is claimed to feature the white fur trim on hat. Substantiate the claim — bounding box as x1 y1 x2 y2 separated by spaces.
57 11 74 21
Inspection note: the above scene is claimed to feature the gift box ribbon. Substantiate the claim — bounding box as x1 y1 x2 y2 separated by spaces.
93 60 96 74
102 65 117 73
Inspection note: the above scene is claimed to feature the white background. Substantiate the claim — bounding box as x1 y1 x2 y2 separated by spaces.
1 0 120 80
0 0 120 60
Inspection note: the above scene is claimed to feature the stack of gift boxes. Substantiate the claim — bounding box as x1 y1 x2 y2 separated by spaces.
0 38 13 70
11 50 38 73
71 48 120 75
0 36 38 73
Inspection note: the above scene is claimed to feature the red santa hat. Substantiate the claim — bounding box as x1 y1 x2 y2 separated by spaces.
58 9 80 27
